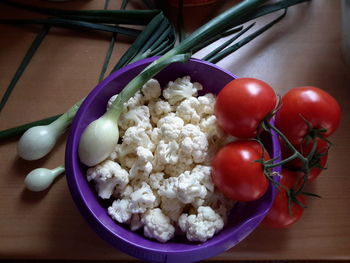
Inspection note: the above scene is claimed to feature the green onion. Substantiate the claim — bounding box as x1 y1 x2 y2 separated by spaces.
0 25 50 112
99 0 129 82
206 9 287 64
0 18 141 37
236 0 311 25
17 99 83 160
202 22 255 62
0 0 160 25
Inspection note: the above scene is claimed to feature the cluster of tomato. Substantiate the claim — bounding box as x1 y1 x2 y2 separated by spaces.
211 78 341 228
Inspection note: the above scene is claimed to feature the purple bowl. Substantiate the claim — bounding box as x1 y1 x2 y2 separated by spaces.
65 57 281 263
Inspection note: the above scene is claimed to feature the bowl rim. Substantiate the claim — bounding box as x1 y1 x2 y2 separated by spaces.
65 57 281 262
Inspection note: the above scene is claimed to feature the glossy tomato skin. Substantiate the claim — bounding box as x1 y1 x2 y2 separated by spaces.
215 78 277 138
275 86 341 145
211 140 269 202
262 169 306 228
281 137 328 181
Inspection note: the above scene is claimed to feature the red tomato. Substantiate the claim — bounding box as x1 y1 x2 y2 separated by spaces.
215 78 277 138
262 169 306 228
275 86 341 145
211 140 269 202
281 138 329 181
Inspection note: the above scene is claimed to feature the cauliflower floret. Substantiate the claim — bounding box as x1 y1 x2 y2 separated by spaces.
191 165 215 192
178 124 209 164
153 140 179 166
176 97 201 124
129 182 157 213
178 206 224 242
158 177 178 199
108 199 132 223
142 208 175 242
120 126 155 156
141 78 161 101
129 146 153 180
163 76 202 105
157 113 184 142
87 160 129 199
197 93 216 116
107 91 144 112
148 99 173 124
160 197 185 222
119 105 152 131
148 172 164 190
158 170 207 204
176 171 208 204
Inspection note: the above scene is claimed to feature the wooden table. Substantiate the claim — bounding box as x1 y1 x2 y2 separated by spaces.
1 0 349 261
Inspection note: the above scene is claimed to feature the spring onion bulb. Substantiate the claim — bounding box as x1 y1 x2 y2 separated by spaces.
18 99 83 160
24 165 65 192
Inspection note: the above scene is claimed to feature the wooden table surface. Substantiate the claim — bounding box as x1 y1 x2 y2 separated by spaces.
0 0 349 261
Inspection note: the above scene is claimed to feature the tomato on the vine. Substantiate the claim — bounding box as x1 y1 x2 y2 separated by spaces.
262 169 306 228
275 86 341 145
281 137 329 181
215 78 277 138
211 140 269 202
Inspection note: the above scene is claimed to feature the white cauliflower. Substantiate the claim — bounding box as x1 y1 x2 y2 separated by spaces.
148 172 164 190
119 105 152 131
157 177 178 199
87 160 129 199
129 182 157 213
158 170 208 204
142 208 175 243
120 126 155 155
107 91 144 112
141 78 161 101
191 165 215 193
108 199 132 223
178 124 209 164
178 206 224 242
153 140 179 166
176 97 201 124
148 99 173 124
163 76 202 105
176 171 208 204
197 93 216 116
129 146 153 180
157 113 184 142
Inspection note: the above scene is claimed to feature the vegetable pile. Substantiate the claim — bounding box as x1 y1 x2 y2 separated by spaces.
211 78 341 228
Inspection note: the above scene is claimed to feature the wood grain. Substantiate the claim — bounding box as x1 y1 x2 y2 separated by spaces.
0 0 349 261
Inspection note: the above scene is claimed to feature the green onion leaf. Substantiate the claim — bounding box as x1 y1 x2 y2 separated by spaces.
202 22 255 61
0 0 160 25
0 18 141 37
207 9 287 64
0 25 50 112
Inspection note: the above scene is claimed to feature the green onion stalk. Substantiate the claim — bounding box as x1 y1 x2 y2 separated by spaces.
78 0 269 166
